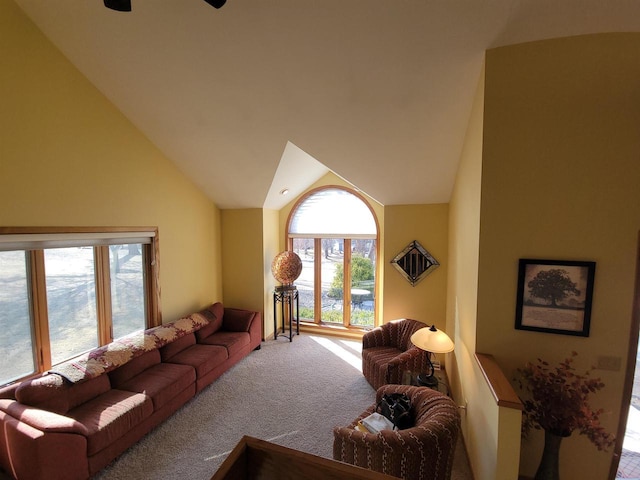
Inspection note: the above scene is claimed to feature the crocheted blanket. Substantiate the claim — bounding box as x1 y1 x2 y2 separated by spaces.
49 315 209 383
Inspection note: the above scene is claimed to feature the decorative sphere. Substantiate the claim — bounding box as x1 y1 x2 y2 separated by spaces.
271 251 302 285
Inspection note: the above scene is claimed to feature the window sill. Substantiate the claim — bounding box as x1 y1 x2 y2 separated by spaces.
298 321 368 340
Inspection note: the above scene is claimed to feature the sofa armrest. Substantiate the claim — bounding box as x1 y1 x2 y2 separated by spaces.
0 383 18 400
385 346 429 381
363 323 395 349
223 307 258 332
333 423 428 467
362 327 382 349
0 409 89 480
0 399 88 435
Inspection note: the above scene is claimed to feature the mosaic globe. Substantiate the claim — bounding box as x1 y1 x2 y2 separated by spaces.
271 251 302 285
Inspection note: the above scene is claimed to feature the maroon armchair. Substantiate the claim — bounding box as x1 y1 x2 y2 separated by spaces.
362 318 430 390
333 385 460 480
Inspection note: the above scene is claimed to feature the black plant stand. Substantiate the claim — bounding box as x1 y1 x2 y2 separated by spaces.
273 285 299 342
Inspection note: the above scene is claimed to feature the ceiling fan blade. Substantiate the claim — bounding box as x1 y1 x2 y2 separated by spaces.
204 0 227 8
103 0 132 12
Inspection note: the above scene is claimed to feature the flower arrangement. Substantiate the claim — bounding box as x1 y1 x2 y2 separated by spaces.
515 351 615 451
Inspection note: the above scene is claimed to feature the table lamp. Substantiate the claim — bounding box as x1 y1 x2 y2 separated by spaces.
410 325 454 388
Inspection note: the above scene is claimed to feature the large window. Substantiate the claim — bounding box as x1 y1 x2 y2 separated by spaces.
0 228 160 385
288 187 378 328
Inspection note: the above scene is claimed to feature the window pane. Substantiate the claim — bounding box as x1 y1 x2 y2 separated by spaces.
322 239 344 324
292 239 314 320
350 240 375 327
45 248 98 364
290 188 376 236
0 251 35 384
110 244 146 339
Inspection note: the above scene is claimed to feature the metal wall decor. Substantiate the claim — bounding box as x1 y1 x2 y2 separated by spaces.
391 240 439 286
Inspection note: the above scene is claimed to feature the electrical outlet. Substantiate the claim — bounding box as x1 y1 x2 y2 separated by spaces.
597 355 622 371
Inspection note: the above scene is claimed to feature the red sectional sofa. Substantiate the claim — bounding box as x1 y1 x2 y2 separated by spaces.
0 302 262 480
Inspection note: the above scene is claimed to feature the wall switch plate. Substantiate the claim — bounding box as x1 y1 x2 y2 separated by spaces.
597 355 622 371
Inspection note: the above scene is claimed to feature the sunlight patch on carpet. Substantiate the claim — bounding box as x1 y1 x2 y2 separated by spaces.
310 336 362 371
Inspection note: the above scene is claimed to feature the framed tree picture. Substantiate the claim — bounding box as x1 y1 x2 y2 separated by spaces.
515 259 596 337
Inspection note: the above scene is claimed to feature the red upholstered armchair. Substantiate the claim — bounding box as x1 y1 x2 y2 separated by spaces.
333 385 460 480
362 318 430 390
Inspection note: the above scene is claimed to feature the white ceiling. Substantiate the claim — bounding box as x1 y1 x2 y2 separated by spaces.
14 0 640 209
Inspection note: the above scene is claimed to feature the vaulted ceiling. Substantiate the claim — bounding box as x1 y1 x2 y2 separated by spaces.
14 0 640 209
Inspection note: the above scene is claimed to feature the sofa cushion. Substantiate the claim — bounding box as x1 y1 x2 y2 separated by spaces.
222 308 256 332
108 349 161 388
198 331 250 357
164 344 228 379
160 333 196 361
194 302 224 342
68 389 153 456
114 363 195 411
67 374 112 411
15 374 70 414
15 374 111 415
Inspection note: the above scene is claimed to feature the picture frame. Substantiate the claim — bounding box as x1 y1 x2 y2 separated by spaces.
390 240 439 287
515 258 596 337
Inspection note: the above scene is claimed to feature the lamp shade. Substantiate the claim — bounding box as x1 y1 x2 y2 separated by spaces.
410 325 454 353
271 251 302 285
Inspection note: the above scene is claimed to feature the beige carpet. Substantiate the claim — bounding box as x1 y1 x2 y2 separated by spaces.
1 334 474 479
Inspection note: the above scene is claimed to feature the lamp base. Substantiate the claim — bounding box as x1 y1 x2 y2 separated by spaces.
416 372 439 388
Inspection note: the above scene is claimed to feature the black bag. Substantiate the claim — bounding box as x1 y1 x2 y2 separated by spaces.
376 393 413 430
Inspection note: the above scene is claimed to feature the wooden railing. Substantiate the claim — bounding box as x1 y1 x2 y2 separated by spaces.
475 352 523 410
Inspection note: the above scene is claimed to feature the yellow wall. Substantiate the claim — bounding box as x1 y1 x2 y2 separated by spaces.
448 63 521 480
262 208 280 339
447 61 484 472
220 209 265 315
0 0 221 322
383 204 448 329
480 33 640 478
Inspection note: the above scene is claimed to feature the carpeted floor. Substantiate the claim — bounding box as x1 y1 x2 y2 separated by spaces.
2 334 474 479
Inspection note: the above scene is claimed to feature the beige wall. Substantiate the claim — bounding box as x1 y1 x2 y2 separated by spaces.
480 33 640 479
0 0 222 322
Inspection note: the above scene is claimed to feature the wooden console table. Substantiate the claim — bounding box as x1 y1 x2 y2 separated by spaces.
211 436 397 480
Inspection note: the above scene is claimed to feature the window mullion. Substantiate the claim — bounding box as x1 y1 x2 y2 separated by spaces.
29 250 51 371
95 246 112 345
145 242 161 328
313 238 321 324
343 239 352 327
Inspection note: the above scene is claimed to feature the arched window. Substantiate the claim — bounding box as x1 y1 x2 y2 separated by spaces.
287 186 378 328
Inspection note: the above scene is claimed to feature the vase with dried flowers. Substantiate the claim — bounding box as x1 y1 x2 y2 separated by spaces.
515 351 615 480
